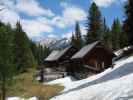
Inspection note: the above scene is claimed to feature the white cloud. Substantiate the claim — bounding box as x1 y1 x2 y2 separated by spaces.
16 0 54 17
52 2 86 28
62 31 73 39
0 0 87 40
0 8 20 27
0 0 54 39
93 0 115 7
47 34 57 38
21 18 53 38
92 0 126 7
81 26 87 36
0 0 15 9
0 0 20 27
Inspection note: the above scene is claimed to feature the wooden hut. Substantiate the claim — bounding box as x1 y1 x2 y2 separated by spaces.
44 45 79 71
43 45 79 81
71 41 116 75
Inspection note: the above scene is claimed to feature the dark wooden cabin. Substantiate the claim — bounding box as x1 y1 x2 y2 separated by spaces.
44 45 79 69
71 41 116 74
43 45 79 81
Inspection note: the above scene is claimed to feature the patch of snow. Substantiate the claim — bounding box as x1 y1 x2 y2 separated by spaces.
114 49 123 56
47 76 76 88
114 46 133 56
50 56 133 100
7 97 20 100
7 97 37 100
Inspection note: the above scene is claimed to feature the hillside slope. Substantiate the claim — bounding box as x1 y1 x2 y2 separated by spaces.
50 56 133 100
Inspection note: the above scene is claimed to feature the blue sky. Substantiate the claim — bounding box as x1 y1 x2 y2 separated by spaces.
0 0 126 41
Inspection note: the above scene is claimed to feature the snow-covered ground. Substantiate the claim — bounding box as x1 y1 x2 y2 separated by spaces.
7 55 133 100
50 56 133 100
47 76 77 89
7 97 37 100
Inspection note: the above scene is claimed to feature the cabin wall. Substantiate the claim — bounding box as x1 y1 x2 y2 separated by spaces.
84 47 113 71
58 47 79 73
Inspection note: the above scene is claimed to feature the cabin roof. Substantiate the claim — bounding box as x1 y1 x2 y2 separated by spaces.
45 45 74 61
54 46 72 60
45 50 60 61
71 41 100 59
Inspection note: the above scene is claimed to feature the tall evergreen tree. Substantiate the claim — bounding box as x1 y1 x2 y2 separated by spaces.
0 24 16 100
111 19 122 50
119 31 128 48
86 2 102 44
102 18 113 49
14 21 36 72
103 28 113 49
71 33 75 46
101 18 108 40
123 0 133 45
30 42 50 66
71 22 83 49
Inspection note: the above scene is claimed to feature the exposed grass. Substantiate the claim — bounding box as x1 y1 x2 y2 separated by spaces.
7 69 64 100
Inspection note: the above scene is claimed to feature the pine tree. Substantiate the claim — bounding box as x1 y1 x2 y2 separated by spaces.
71 22 83 49
86 2 102 44
72 22 83 49
103 28 113 49
102 18 113 49
30 41 39 65
71 33 75 46
71 32 77 47
14 21 36 72
119 31 128 48
0 24 16 100
75 22 83 48
32 43 50 66
101 18 108 40
111 19 122 50
123 0 133 45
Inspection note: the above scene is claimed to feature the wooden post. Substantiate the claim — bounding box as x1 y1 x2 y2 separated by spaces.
95 61 98 69
102 62 105 69
39 68 44 83
1 75 6 100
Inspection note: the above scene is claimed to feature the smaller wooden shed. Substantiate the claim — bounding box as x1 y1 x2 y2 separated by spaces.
44 45 79 69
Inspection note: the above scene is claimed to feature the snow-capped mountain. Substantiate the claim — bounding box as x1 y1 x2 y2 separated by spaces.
49 38 70 50
37 37 70 50
37 37 59 47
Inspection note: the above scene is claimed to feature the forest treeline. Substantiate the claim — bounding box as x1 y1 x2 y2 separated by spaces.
71 1 132 50
0 21 50 100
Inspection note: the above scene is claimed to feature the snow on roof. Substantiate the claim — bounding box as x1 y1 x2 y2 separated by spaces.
71 41 100 59
45 50 60 61
54 46 72 60
50 56 133 100
45 46 73 61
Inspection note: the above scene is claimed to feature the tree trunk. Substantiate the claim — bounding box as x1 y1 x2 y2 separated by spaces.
1 76 6 100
